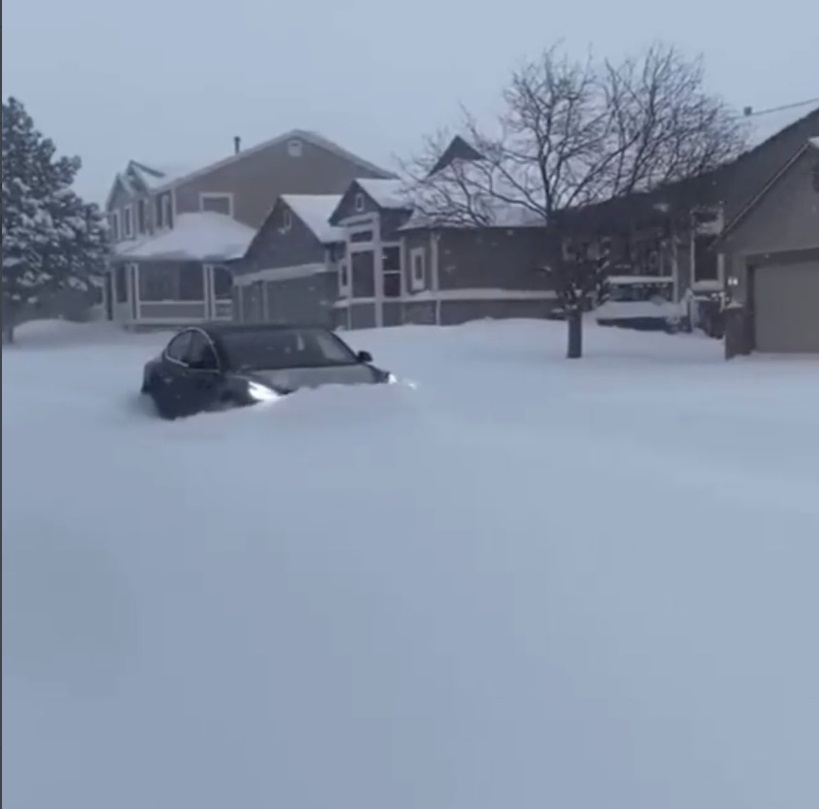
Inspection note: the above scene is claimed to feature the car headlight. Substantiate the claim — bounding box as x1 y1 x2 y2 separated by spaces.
386 372 399 384
246 381 280 403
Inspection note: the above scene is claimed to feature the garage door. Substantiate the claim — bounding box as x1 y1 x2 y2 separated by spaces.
754 261 819 352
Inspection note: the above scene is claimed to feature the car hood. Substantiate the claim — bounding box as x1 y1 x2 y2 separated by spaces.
242 364 379 392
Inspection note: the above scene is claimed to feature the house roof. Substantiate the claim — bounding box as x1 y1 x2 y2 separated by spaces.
280 194 344 243
105 130 395 211
716 138 819 243
114 212 255 262
145 130 394 195
356 178 411 210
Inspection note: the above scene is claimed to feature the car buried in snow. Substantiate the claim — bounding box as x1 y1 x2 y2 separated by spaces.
141 323 398 419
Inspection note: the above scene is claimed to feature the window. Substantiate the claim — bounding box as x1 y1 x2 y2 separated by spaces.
351 251 375 298
354 193 365 212
165 331 193 362
123 206 134 239
212 266 233 300
179 263 205 300
410 247 426 291
287 138 303 157
382 245 401 298
137 199 148 234
108 211 120 242
186 331 219 369
156 194 173 230
693 235 719 282
282 208 292 232
219 327 358 370
813 163 819 193
115 265 128 302
200 193 233 217
338 260 350 295
350 229 373 243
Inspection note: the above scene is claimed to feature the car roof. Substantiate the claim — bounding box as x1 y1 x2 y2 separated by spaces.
193 322 333 338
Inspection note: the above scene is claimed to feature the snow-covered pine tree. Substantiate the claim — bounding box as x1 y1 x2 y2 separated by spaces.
2 97 110 342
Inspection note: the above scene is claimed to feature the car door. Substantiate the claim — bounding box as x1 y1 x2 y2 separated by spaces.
181 330 223 413
153 330 195 417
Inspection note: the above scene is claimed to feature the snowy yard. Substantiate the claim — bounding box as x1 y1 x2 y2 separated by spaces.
3 319 819 809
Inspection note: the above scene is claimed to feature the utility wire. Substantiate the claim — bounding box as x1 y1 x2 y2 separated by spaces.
741 96 819 118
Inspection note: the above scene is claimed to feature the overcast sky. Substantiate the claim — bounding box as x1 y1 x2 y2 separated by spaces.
3 0 817 204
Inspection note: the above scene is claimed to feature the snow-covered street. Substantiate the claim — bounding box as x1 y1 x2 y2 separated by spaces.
3 319 819 808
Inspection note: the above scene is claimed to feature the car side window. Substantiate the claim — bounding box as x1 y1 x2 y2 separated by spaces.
186 331 219 370
165 331 193 363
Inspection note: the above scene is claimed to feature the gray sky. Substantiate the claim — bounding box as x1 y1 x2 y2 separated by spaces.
3 0 817 204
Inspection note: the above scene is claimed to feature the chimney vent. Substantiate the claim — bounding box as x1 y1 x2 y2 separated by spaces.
233 136 241 154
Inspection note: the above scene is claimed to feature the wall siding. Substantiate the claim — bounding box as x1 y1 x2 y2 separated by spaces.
264 273 336 327
173 139 390 229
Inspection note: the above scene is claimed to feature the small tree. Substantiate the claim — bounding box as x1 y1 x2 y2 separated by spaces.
2 97 109 342
403 43 747 358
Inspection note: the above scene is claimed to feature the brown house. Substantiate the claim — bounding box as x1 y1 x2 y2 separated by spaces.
717 137 819 353
104 130 393 328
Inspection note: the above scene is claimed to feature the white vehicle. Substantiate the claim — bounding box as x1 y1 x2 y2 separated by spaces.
595 275 684 333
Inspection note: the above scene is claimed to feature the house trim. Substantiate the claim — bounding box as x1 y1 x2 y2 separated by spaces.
233 263 330 286
199 191 235 217
332 289 558 307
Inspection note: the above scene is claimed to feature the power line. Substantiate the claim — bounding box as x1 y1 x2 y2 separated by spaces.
741 96 819 118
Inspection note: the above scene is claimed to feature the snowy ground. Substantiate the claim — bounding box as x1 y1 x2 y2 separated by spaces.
3 319 819 809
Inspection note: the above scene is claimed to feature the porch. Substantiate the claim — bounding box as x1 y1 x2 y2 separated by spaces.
109 260 234 327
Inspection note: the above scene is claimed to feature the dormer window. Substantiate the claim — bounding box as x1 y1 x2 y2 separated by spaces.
354 192 365 212
287 138 303 157
282 208 292 232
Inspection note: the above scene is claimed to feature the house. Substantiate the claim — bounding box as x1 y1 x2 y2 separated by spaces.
103 130 394 328
560 106 819 299
327 178 415 329
716 137 819 353
232 194 344 326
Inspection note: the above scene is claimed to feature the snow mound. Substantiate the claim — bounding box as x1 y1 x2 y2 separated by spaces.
3 319 819 809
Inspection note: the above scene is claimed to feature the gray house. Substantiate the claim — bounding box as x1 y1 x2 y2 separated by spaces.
104 130 393 328
233 194 343 326
717 137 819 353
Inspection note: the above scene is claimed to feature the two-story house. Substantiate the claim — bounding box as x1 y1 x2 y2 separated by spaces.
104 129 394 328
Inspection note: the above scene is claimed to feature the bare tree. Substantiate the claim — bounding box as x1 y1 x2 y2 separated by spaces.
401 42 747 358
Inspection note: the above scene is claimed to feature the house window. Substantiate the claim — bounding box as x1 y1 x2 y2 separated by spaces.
156 194 173 230
351 251 375 298
287 138 303 157
212 266 233 300
338 260 350 295
137 199 148 234
108 211 120 242
354 193 365 212
139 264 178 301
382 245 402 298
115 265 128 302
812 163 819 193
349 229 373 243
410 247 426 291
200 193 233 217
123 205 134 239
282 208 292 232
693 235 719 282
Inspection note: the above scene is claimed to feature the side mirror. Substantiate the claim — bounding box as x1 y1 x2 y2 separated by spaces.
356 350 373 363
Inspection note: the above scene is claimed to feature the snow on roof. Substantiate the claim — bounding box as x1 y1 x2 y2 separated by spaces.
809 137 819 150
115 212 255 261
357 178 411 210
281 195 344 243
130 161 194 190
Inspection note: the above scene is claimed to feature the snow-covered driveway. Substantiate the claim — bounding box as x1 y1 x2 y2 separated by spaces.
3 320 818 809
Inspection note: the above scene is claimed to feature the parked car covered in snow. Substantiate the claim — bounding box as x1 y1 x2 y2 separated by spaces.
141 323 396 419
595 276 684 333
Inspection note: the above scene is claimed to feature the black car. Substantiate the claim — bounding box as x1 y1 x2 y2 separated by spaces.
141 323 395 419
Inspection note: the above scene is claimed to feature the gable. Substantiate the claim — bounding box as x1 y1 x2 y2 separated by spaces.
721 147 819 254
329 181 380 224
429 135 484 175
105 174 134 211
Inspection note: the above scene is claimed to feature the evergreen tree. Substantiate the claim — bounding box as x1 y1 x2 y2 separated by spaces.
2 97 109 341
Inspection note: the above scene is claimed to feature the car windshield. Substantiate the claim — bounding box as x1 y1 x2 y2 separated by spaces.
220 327 359 371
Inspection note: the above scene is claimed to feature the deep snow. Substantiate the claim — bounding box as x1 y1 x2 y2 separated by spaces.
3 319 819 809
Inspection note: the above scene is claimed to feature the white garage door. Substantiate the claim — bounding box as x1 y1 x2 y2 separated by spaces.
754 261 819 353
